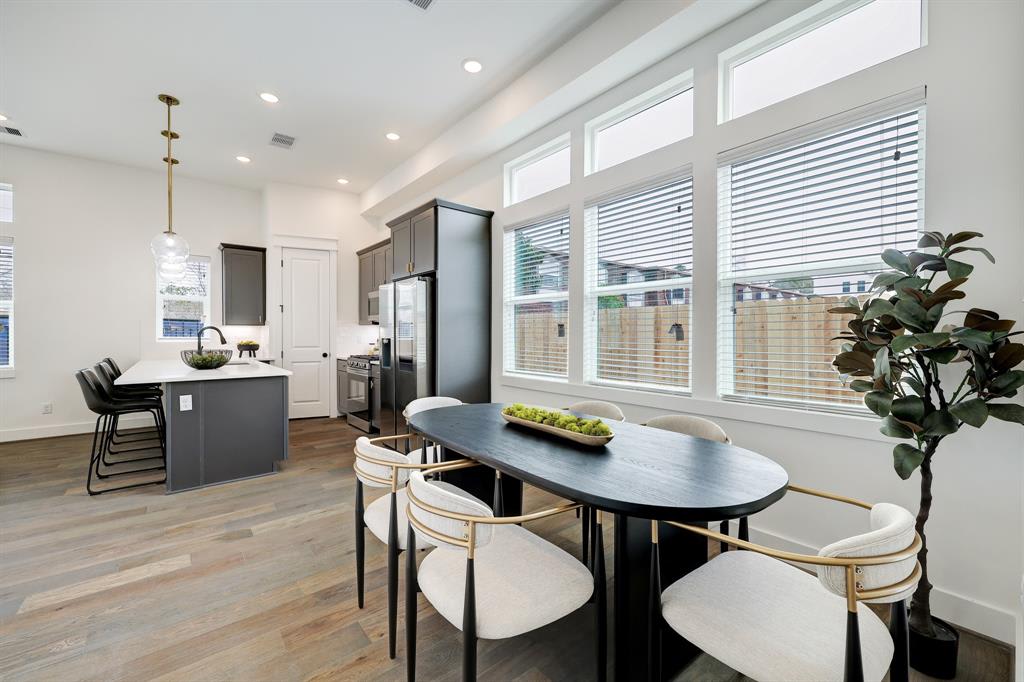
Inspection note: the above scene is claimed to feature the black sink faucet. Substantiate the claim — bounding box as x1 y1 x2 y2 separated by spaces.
196 326 227 354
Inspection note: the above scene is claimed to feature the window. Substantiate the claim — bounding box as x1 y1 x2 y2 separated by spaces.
717 106 923 412
504 135 570 206
585 176 693 392
157 256 211 340
585 73 694 174
0 236 13 369
720 0 924 121
503 214 570 377
0 184 12 222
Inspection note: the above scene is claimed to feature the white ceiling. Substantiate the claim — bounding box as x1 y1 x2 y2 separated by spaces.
0 0 615 194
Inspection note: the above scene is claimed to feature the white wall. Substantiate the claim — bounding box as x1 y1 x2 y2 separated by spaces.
377 0 1024 645
0 145 262 439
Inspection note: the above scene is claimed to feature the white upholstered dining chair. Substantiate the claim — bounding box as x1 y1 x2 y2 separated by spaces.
648 485 921 682
642 414 741 553
405 464 605 682
404 396 463 462
352 434 483 660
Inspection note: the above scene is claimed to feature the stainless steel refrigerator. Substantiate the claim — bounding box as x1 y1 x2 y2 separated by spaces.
378 277 434 448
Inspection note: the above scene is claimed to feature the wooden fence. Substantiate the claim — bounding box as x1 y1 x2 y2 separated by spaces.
513 295 862 405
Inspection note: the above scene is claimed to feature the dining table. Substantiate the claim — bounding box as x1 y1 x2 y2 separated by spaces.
406 402 790 681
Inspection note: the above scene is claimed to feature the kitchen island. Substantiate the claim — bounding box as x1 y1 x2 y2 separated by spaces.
116 359 291 493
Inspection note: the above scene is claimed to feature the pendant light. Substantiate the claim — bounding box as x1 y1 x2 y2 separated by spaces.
150 93 190 281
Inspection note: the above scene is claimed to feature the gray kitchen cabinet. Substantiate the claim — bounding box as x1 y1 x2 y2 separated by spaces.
391 218 412 279
409 207 436 276
220 244 266 325
383 245 393 284
356 238 391 325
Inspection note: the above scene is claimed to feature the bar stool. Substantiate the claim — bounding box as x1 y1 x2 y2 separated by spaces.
74 369 166 495
92 363 165 462
95 361 164 449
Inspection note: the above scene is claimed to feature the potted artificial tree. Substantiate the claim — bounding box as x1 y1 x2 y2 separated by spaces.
830 231 1023 679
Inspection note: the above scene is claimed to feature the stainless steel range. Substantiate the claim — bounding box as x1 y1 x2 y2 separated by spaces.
343 354 380 433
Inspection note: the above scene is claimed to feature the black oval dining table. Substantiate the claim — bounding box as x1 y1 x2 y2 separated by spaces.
408 403 789 681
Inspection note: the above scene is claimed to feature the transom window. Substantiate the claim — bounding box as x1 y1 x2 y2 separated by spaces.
584 176 693 392
504 135 571 207
585 72 694 174
717 106 924 412
157 256 211 340
720 0 925 121
503 214 570 378
0 235 13 369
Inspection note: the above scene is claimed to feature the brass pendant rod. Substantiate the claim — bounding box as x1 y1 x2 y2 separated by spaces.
166 98 173 234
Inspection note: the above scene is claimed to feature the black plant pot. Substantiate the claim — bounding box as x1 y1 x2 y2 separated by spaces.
910 616 959 679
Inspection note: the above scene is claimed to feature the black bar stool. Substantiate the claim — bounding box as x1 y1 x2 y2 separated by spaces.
75 369 166 495
94 361 164 450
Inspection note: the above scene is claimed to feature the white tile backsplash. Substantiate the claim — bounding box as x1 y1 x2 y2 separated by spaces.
337 322 378 358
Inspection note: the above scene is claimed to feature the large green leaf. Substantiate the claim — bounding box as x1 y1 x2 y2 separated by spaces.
872 272 905 290
891 332 950 353
922 409 959 436
849 379 875 393
902 376 925 396
987 403 1024 425
951 328 993 354
882 249 913 274
918 231 945 248
890 396 925 424
948 245 995 263
920 347 959 364
865 391 894 417
992 344 1024 372
933 278 968 295
893 443 926 480
944 230 983 247
873 347 891 380
893 298 931 332
945 258 974 279
950 399 988 428
989 370 1024 397
834 351 875 375
880 415 915 439
863 299 896 320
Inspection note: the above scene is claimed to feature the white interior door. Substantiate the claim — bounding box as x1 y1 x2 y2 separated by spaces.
282 247 331 418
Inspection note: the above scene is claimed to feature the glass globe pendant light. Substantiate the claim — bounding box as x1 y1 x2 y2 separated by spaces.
150 94 190 281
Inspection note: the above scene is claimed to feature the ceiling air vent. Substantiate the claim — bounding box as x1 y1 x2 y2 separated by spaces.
405 0 433 10
269 132 295 149
0 126 23 137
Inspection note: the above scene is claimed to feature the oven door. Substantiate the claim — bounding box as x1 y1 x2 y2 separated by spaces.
345 368 372 431
367 291 380 324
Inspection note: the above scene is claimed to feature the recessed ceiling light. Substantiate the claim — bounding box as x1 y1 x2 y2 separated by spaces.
385 132 401 141
462 59 483 74
336 178 349 185
236 155 251 163
259 92 279 103
0 114 7 122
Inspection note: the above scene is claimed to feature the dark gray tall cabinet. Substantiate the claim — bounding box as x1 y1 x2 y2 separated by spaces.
357 238 392 325
384 199 493 408
220 244 266 325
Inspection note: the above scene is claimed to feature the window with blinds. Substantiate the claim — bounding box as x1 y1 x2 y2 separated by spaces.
0 236 13 367
717 107 923 412
503 214 570 378
585 176 693 392
156 256 211 340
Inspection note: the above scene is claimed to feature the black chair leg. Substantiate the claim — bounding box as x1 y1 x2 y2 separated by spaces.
582 505 591 568
463 557 477 682
387 491 400 659
406 522 418 682
889 600 909 682
718 520 730 554
493 471 503 515
595 511 607 682
844 609 864 682
648 523 662 682
738 516 749 542
355 480 365 609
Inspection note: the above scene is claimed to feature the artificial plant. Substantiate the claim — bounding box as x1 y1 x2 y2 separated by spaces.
830 230 1024 636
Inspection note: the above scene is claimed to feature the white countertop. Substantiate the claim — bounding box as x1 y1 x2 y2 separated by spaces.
115 359 292 385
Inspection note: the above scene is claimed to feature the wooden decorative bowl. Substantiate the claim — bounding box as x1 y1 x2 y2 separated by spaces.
500 412 614 447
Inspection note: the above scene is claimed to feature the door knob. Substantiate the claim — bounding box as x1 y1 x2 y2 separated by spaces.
322 352 328 358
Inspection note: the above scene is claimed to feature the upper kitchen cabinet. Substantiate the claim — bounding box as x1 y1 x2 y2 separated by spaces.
357 238 391 325
386 199 491 281
220 244 266 325
390 218 412 280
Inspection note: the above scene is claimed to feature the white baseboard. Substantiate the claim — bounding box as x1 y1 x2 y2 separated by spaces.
0 415 155 443
727 522 1019 645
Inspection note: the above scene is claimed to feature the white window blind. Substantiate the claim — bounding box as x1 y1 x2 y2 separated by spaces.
0 184 12 222
503 214 570 378
717 107 923 412
585 176 693 392
0 236 13 367
156 256 211 340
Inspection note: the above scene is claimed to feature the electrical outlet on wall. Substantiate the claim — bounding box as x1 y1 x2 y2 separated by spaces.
179 395 192 412
41 402 53 415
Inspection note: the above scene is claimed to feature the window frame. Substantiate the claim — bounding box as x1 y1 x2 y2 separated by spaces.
503 134 571 207
583 171 694 395
718 0 928 123
156 255 212 342
502 211 572 380
584 71 694 176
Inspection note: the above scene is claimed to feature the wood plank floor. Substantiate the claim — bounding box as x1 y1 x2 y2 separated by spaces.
0 418 1012 681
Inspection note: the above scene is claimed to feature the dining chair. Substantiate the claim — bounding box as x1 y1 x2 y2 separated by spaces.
95 360 164 452
352 434 484 659
647 485 921 682
404 396 463 462
405 463 605 682
567 400 625 571
642 414 740 553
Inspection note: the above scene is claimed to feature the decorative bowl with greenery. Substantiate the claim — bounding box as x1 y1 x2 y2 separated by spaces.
501 404 613 443
830 230 1022 676
180 349 233 370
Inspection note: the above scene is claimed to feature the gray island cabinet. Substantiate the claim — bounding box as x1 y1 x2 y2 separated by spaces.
115 360 291 493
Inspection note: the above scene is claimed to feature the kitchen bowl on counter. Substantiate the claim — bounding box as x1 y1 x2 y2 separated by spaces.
180 349 233 369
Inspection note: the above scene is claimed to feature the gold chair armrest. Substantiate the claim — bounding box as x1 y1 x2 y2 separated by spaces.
786 484 872 510
475 502 583 526
366 433 415 445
